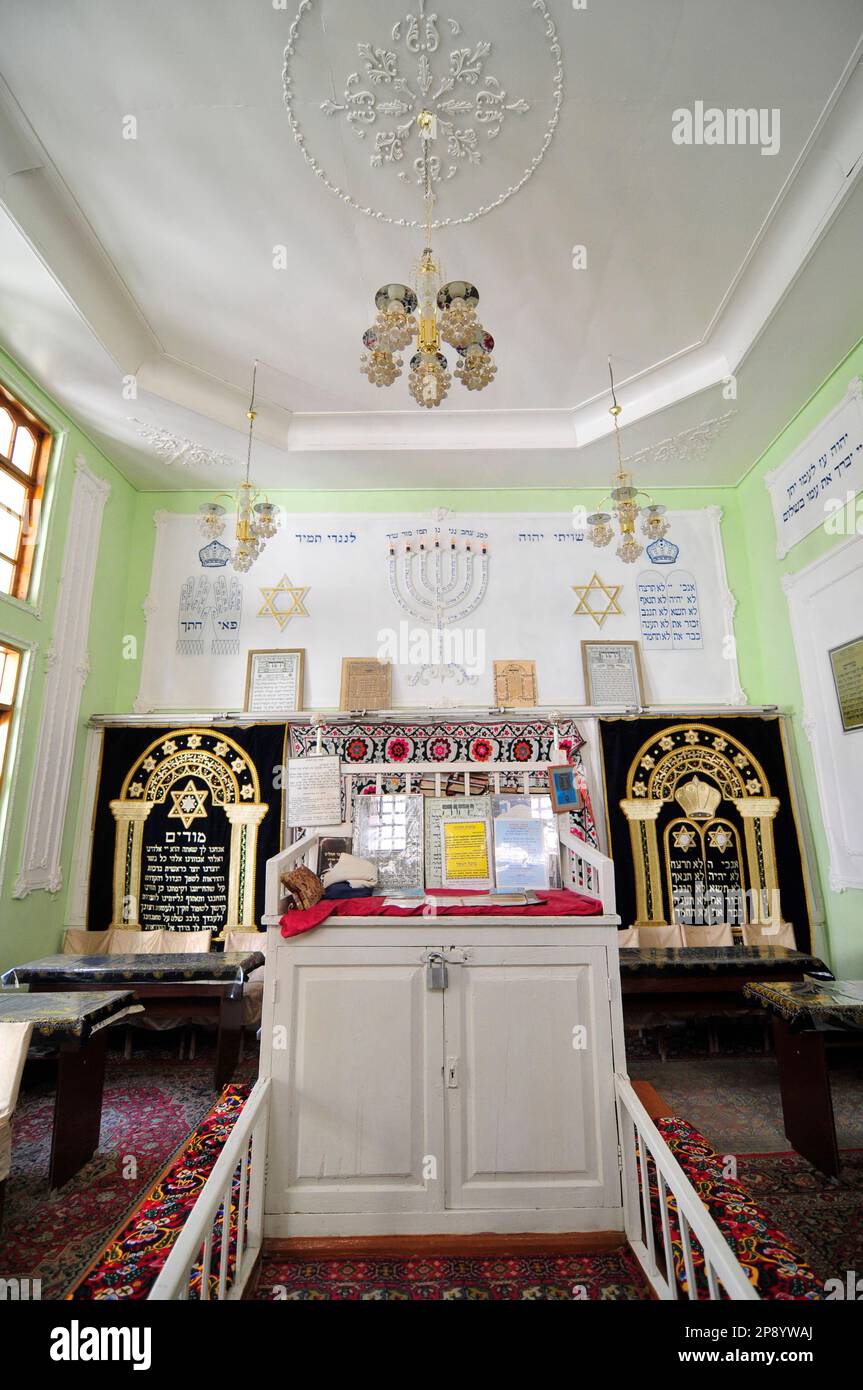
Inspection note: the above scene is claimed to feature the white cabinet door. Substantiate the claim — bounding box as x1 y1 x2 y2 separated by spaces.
269 948 445 1214
444 947 620 1211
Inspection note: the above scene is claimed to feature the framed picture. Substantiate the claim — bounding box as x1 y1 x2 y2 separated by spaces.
493 659 538 707
244 648 304 714
340 658 392 711
581 640 645 706
547 763 582 814
828 636 863 733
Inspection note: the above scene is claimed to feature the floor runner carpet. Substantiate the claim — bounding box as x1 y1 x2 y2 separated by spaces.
0 1044 257 1298
254 1249 651 1300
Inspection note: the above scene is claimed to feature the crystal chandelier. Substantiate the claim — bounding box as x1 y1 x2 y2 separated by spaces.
586 359 672 565
198 361 280 573
359 112 496 409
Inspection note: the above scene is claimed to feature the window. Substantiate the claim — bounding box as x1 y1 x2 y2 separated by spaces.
0 642 22 791
0 383 52 600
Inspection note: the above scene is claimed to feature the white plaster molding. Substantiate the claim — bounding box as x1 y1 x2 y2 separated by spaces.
282 0 564 227
130 418 242 471
64 724 103 925
784 534 863 890
132 510 170 715
12 457 110 897
624 412 737 469
701 504 746 705
0 634 37 902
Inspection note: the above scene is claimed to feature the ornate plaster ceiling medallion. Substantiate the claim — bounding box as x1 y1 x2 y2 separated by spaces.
282 0 564 227
130 419 240 471
624 410 739 470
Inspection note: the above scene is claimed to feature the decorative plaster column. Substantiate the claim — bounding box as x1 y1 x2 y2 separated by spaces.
224 803 269 932
732 796 782 924
108 800 155 926
619 798 666 926
13 459 110 897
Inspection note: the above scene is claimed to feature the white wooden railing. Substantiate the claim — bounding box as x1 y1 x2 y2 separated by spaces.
146 1070 760 1300
149 1077 271 1301
615 1073 759 1301
264 760 615 923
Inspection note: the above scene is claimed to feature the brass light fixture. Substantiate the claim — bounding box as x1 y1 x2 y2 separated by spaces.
586 358 672 564
198 361 280 573
360 111 496 409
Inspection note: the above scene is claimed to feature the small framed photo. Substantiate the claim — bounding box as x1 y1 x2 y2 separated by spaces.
244 649 304 714
581 640 645 706
547 764 582 814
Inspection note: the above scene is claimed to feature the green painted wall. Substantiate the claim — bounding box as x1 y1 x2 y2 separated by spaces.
0 349 137 974
733 338 863 979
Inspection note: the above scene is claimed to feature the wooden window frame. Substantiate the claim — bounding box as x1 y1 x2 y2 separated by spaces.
0 382 52 601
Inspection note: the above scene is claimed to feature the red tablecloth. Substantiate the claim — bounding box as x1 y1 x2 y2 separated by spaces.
280 888 603 939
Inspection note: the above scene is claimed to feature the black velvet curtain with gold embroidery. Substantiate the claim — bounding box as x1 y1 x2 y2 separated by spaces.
598 715 813 950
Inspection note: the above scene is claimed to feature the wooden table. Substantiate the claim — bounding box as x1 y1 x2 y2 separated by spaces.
0 989 139 1188
744 979 863 1179
1 951 264 1091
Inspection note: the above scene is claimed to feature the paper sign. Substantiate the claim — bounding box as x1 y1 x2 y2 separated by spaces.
441 820 492 888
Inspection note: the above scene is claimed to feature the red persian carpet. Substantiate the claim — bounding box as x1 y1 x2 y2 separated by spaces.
0 1044 257 1299
69 1084 249 1300
254 1250 651 1300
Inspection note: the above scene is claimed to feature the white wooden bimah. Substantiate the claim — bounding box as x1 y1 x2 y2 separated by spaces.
259 920 626 1237
258 761 625 1237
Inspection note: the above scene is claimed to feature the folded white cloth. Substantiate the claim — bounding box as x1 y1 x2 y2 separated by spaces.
321 853 377 890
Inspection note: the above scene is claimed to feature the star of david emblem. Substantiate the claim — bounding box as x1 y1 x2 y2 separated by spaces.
258 575 310 631
672 826 698 852
168 780 209 829
708 826 734 854
572 573 623 628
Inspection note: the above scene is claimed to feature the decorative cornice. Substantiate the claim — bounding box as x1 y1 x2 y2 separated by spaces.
130 418 241 471
624 412 738 469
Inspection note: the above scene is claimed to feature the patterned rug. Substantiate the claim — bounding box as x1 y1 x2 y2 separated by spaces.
645 1119 821 1299
255 1249 650 1300
0 1042 257 1298
734 1150 863 1289
70 1085 249 1300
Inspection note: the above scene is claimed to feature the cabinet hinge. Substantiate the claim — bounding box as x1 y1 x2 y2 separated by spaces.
617 1144 623 1171
272 979 280 1004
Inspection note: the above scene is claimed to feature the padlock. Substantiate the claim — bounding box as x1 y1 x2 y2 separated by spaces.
426 953 448 990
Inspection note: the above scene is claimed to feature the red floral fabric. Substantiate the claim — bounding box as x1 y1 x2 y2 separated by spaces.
643 1117 822 1300
280 887 604 939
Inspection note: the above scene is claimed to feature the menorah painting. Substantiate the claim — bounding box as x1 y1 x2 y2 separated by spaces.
387 534 490 686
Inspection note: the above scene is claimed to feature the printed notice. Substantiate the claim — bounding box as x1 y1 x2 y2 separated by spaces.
829 637 863 733
441 819 492 888
287 754 343 828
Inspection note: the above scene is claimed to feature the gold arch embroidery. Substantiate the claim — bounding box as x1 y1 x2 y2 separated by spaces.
109 727 268 936
620 722 782 929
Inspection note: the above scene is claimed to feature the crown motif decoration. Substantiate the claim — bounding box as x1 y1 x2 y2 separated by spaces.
198 540 231 568
674 775 722 822
646 537 680 565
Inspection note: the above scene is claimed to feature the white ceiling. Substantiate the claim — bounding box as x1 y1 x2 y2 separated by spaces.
0 0 861 491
